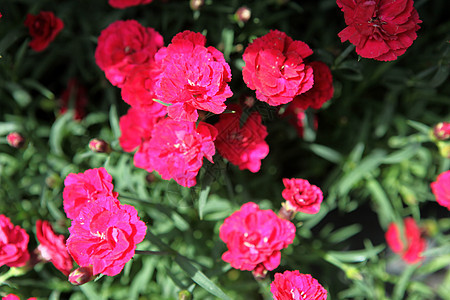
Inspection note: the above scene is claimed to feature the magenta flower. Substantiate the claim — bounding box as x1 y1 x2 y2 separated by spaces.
63 167 118 220
134 118 217 187
242 30 314 106
154 30 233 122
119 107 164 152
35 220 73 276
431 170 450 210
66 196 147 276
432 122 450 140
109 0 153 9
282 178 324 214
219 202 296 273
270 270 327 300
385 217 426 264
214 104 269 173
2 294 36 300
0 215 30 268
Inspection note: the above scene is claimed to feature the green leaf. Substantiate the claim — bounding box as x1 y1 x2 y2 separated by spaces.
174 255 231 300
49 111 73 157
366 178 396 228
307 143 343 164
327 245 384 263
0 122 19 136
109 104 121 139
392 264 418 300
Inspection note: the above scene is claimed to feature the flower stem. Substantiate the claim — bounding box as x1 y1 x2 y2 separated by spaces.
135 250 172 256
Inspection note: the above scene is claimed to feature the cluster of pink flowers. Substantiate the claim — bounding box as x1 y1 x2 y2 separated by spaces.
63 167 147 276
0 215 30 268
385 217 426 264
337 0 421 61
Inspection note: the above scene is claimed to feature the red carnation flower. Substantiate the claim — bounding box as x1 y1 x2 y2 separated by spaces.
154 30 233 122
431 170 450 210
119 107 164 152
214 104 269 173
385 217 426 264
109 0 153 9
0 215 30 268
270 270 327 300
24 11 63 52
35 220 73 276
291 61 334 110
121 63 167 114
282 178 323 214
219 202 296 273
432 122 450 141
134 118 217 187
95 20 164 87
242 30 314 106
337 0 421 61
2 294 36 300
63 167 118 220
66 196 147 276
59 79 88 120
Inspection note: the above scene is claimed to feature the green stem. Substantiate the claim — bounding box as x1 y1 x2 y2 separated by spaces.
0 267 27 283
135 250 172 256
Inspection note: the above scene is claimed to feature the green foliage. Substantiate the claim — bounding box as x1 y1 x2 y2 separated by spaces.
1 0 449 299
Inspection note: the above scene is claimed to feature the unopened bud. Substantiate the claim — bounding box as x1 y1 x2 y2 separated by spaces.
6 132 25 148
89 138 111 153
252 264 267 280
68 266 95 286
178 290 192 300
437 142 450 159
432 122 450 141
235 6 251 23
190 0 204 10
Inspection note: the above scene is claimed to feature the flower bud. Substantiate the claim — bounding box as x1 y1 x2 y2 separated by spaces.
190 0 204 11
178 290 192 300
432 122 450 141
235 6 251 23
6 132 25 148
89 138 111 153
68 266 95 286
252 264 268 280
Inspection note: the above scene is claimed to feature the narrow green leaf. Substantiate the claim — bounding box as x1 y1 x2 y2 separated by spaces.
366 178 396 228
0 122 18 136
308 143 343 164
327 245 384 263
49 112 73 157
392 264 418 300
174 255 231 300
109 104 121 139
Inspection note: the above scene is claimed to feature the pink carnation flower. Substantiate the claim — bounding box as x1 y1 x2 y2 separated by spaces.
0 215 30 268
282 178 323 214
337 0 421 61
66 196 147 276
219 202 296 273
154 30 233 122
63 167 118 220
35 220 73 276
119 107 164 152
214 104 269 172
109 0 153 9
291 61 334 110
95 20 164 87
242 30 314 106
121 63 167 114
24 11 64 52
270 270 327 300
134 118 217 187
431 170 450 210
385 217 426 264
